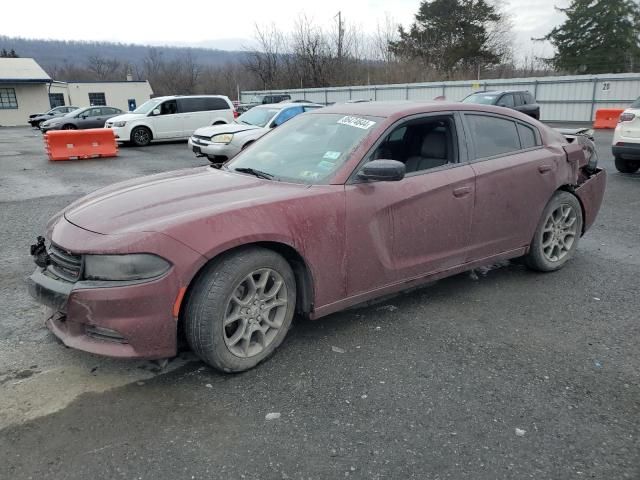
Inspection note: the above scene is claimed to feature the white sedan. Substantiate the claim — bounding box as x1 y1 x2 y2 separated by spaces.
188 103 323 163
613 97 640 173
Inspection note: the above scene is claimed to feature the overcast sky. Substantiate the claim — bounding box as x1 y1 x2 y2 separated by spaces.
6 0 567 58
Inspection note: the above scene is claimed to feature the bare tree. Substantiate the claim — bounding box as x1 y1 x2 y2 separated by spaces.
86 55 121 80
244 23 286 90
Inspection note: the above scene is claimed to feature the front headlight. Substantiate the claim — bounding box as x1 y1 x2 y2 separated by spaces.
211 133 233 144
83 254 171 281
112 121 127 127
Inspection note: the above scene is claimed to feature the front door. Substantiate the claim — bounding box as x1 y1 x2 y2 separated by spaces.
149 100 183 138
344 113 476 297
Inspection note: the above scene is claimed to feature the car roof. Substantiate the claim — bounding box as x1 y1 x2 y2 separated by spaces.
310 100 538 120
470 90 530 95
153 94 229 100
256 102 323 109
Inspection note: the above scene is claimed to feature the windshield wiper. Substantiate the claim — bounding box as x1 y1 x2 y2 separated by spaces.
233 167 274 180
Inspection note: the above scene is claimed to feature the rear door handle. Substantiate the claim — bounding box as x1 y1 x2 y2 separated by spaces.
538 164 553 173
453 186 472 198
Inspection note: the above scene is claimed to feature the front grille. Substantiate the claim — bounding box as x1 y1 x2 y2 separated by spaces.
48 244 82 282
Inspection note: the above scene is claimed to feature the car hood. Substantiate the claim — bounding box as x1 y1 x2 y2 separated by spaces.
107 113 145 123
194 123 262 136
63 166 311 235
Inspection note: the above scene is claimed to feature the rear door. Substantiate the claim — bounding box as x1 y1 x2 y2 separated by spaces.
463 112 563 259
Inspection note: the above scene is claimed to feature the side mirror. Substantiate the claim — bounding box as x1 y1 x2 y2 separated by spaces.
151 108 161 116
358 159 405 182
81 114 88 119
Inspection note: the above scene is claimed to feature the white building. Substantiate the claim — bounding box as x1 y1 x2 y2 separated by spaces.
0 58 154 126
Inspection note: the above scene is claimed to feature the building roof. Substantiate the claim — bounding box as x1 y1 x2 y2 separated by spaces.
0 58 51 83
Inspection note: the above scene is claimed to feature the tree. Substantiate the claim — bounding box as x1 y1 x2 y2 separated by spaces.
541 0 640 74
1 48 19 58
389 0 511 78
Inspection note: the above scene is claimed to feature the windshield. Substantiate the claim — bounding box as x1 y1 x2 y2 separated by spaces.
236 106 280 127
226 113 380 184
133 98 163 114
462 93 499 105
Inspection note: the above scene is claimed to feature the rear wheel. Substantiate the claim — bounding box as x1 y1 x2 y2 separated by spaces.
614 156 639 174
525 191 583 272
184 248 296 372
131 126 152 147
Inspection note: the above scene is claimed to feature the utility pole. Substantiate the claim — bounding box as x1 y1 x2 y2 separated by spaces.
335 11 344 61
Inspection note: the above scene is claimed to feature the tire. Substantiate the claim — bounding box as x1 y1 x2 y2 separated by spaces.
525 191 583 272
61 124 76 130
131 126 152 147
184 248 296 373
614 156 639 174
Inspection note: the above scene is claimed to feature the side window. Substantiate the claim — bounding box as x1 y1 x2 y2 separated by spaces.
178 98 205 113
160 100 178 115
517 123 539 149
88 108 102 117
466 114 521 158
273 106 304 126
525 93 535 104
203 97 231 111
497 94 515 108
513 93 524 106
371 116 457 174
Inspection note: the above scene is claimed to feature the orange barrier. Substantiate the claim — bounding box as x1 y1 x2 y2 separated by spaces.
593 109 624 129
44 128 118 161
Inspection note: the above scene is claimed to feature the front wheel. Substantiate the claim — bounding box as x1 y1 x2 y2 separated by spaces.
525 191 583 272
184 248 296 372
614 156 639 174
131 126 152 147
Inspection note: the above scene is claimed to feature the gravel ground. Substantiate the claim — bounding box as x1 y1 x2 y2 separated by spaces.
0 126 638 479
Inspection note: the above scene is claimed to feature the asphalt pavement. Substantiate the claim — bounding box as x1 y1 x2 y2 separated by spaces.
0 126 638 479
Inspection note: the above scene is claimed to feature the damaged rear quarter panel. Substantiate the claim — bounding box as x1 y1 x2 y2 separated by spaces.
575 168 607 233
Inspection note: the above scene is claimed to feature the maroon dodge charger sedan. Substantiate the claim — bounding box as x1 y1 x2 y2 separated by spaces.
28 102 606 372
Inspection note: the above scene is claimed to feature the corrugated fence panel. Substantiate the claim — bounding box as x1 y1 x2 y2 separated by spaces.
242 73 640 122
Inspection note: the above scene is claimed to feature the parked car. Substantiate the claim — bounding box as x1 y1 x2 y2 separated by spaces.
188 103 323 163
462 90 540 119
612 97 640 173
249 94 292 104
105 95 235 147
28 102 605 373
40 107 124 132
29 106 79 128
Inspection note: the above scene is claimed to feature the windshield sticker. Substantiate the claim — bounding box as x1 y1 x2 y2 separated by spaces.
323 151 341 160
300 170 321 179
317 160 336 171
337 116 376 130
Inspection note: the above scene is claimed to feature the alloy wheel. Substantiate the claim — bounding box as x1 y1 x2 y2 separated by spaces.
541 204 578 262
223 268 288 358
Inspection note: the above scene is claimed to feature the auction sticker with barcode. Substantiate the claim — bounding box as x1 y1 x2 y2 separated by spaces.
337 116 376 130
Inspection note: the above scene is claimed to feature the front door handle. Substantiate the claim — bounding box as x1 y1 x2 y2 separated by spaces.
453 186 472 198
538 164 553 173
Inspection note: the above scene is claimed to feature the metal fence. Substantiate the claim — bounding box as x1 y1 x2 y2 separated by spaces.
241 73 640 123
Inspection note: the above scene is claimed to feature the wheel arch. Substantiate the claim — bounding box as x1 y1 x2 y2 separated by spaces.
130 123 154 142
177 241 315 340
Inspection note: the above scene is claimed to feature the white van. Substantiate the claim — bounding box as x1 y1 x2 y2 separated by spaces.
106 95 235 146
